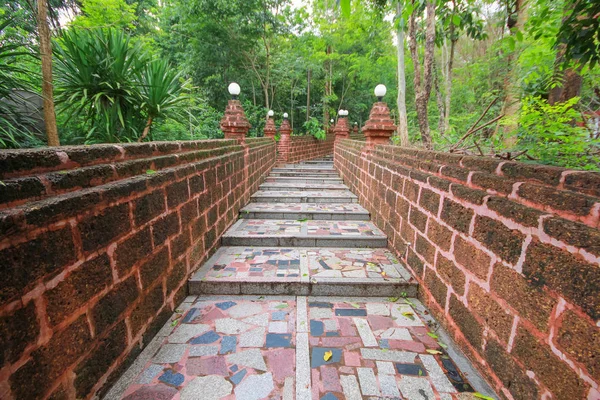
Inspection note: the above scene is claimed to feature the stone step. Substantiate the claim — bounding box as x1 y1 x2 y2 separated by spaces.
269 171 339 178
221 219 387 247
240 202 370 221
189 247 417 296
290 161 334 166
279 165 335 170
271 169 336 175
259 182 349 192
265 176 343 184
250 190 358 204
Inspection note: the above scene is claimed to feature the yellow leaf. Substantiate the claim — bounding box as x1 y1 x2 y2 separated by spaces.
401 311 414 317
324 350 333 361
473 393 495 400
426 349 443 355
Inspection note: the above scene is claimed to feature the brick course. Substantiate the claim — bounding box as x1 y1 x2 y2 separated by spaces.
334 139 600 399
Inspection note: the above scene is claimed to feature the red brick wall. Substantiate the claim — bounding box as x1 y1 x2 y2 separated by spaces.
277 134 334 164
334 139 600 400
0 138 276 399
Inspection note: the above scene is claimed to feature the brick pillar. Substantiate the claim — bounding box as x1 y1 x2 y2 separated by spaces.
334 117 350 141
362 102 396 147
277 117 292 162
264 116 276 139
220 100 250 142
353 123 359 136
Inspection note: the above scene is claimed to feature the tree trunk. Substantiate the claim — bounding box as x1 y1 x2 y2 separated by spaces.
306 69 311 122
409 0 435 149
548 67 582 105
323 45 332 126
433 61 445 134
139 116 153 142
37 0 60 146
443 36 456 133
396 0 409 146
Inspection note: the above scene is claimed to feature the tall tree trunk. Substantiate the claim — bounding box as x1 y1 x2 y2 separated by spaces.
37 0 59 146
443 36 457 133
306 69 311 122
433 61 445 134
324 45 332 126
499 0 527 146
396 0 409 146
409 0 436 149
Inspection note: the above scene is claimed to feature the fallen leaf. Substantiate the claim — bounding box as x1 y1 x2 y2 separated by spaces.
426 349 443 355
386 297 400 302
427 332 438 339
346 302 360 309
438 342 448 349
275 303 289 309
473 393 494 400
324 350 332 361
401 311 414 317
146 169 156 175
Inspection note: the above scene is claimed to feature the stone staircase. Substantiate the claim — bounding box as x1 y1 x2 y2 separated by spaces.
188 157 417 297
109 157 497 400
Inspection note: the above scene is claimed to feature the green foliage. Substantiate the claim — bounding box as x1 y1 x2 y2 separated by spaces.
556 0 600 69
516 96 599 170
71 0 138 31
303 117 326 140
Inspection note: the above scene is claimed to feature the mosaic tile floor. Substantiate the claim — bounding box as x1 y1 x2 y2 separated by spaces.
225 220 385 238
113 296 494 400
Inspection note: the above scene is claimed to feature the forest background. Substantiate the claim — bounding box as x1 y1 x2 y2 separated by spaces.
1 0 599 170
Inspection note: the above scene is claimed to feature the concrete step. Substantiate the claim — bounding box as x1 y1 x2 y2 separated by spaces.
279 165 335 170
240 202 370 221
265 176 343 184
250 190 358 204
221 219 387 247
288 161 334 166
269 171 339 178
259 182 349 192
271 169 336 175
189 246 417 296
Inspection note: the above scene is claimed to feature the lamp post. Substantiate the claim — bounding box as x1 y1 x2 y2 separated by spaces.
334 109 350 141
264 109 276 139
220 82 250 142
353 121 359 136
362 84 396 146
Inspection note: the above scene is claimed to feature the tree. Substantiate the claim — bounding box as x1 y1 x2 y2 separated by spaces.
408 0 436 148
36 0 59 146
395 0 409 146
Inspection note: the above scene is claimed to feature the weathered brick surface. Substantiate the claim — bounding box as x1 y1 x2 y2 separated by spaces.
334 139 600 399
277 133 334 164
0 138 277 399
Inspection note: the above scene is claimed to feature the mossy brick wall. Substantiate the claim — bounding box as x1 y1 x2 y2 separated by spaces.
0 137 276 399
277 133 334 164
334 139 600 400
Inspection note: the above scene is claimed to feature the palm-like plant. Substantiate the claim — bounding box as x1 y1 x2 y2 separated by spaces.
54 27 189 144
0 18 43 148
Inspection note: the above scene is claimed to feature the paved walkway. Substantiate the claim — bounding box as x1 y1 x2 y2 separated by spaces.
107 157 497 400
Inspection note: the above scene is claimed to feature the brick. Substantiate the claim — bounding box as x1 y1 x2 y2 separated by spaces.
424 268 447 308
64 145 121 165
166 259 187 296
426 219 452 252
79 203 131 253
436 255 465 296
0 301 39 366
74 321 128 398
563 171 600 197
415 234 435 265
92 276 139 335
24 189 103 227
461 156 501 173
428 176 451 192
129 282 164 336
448 295 483 350
0 227 77 304
0 149 63 178
403 180 420 203
470 172 515 195
522 240 600 320
440 198 473 234
140 247 169 288
152 212 180 245
419 188 440 214
556 310 600 378
115 228 153 277
501 162 563 186
484 339 539 400
191 215 207 240
180 200 199 225
486 197 542 228
512 326 587 399
46 254 112 326
133 190 165 226
406 247 424 277
450 184 487 205
102 177 148 203
409 206 427 233
396 197 410 218
166 180 189 208
467 284 513 343
189 174 205 194
10 315 91 399
453 236 491 280
490 263 556 332
473 216 525 264
441 165 469 182
171 231 191 259
0 177 46 205
47 165 115 191
543 217 600 257
517 183 596 216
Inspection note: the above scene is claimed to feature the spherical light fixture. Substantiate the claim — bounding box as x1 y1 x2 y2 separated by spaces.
374 84 387 101
283 112 289 119
330 119 334 123
228 82 241 99
338 109 344 116
268 110 274 117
